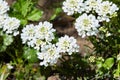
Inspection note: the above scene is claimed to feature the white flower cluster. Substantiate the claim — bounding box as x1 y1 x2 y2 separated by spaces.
21 22 79 66
0 0 20 36
0 0 9 14
21 21 56 50
62 0 84 15
75 13 100 38
84 0 102 13
56 35 79 55
37 44 61 66
62 0 119 38
96 1 119 22
37 35 79 66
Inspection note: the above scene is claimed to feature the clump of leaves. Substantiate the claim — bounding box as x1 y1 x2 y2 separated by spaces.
0 31 13 52
9 0 43 26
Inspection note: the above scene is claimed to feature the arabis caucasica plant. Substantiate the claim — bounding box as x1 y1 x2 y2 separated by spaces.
62 0 119 38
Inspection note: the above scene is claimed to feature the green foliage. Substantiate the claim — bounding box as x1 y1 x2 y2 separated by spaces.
96 57 114 74
0 31 13 52
103 58 114 70
23 47 38 63
114 61 120 78
50 8 62 20
113 54 120 78
9 0 43 26
13 62 45 80
0 64 10 80
27 8 43 21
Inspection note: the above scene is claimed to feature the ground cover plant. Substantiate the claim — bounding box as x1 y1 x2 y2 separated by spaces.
0 0 120 80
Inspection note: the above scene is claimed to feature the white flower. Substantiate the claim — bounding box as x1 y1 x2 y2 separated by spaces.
75 13 100 38
96 1 119 22
62 0 84 15
106 32 111 37
117 54 120 61
32 38 46 50
84 0 102 13
0 1 21 36
21 21 56 51
37 44 61 66
6 63 13 69
35 21 55 42
21 24 36 44
0 14 8 28
0 0 9 14
3 17 20 36
56 35 79 55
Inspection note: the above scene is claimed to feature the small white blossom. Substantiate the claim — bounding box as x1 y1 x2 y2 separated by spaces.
21 24 36 44
62 0 84 15
56 35 79 55
75 13 100 38
0 14 8 28
21 21 56 51
0 0 9 15
3 17 20 36
6 63 13 69
35 21 55 42
37 44 61 66
106 32 111 37
0 1 20 36
117 54 120 61
84 0 102 13
32 38 46 50
88 56 96 62
96 1 119 22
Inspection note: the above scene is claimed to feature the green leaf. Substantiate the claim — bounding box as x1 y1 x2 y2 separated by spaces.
50 8 62 20
0 46 7 52
96 61 103 69
12 0 33 17
3 34 13 46
11 0 21 13
114 71 120 78
103 58 114 70
20 19 28 26
21 0 33 17
23 47 38 63
27 8 43 21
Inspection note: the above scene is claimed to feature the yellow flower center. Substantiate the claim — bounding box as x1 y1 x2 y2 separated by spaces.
83 19 91 27
9 21 14 26
48 48 55 56
62 41 70 47
90 0 97 7
70 0 78 7
39 27 48 34
36 39 43 45
102 5 110 13
28 29 34 36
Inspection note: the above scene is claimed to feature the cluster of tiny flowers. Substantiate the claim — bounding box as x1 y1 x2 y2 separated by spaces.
37 35 79 66
95 1 119 22
84 0 102 13
21 21 56 50
37 44 61 66
0 0 20 36
56 35 79 55
62 0 119 38
0 0 9 15
62 0 84 15
75 13 100 38
21 22 79 66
